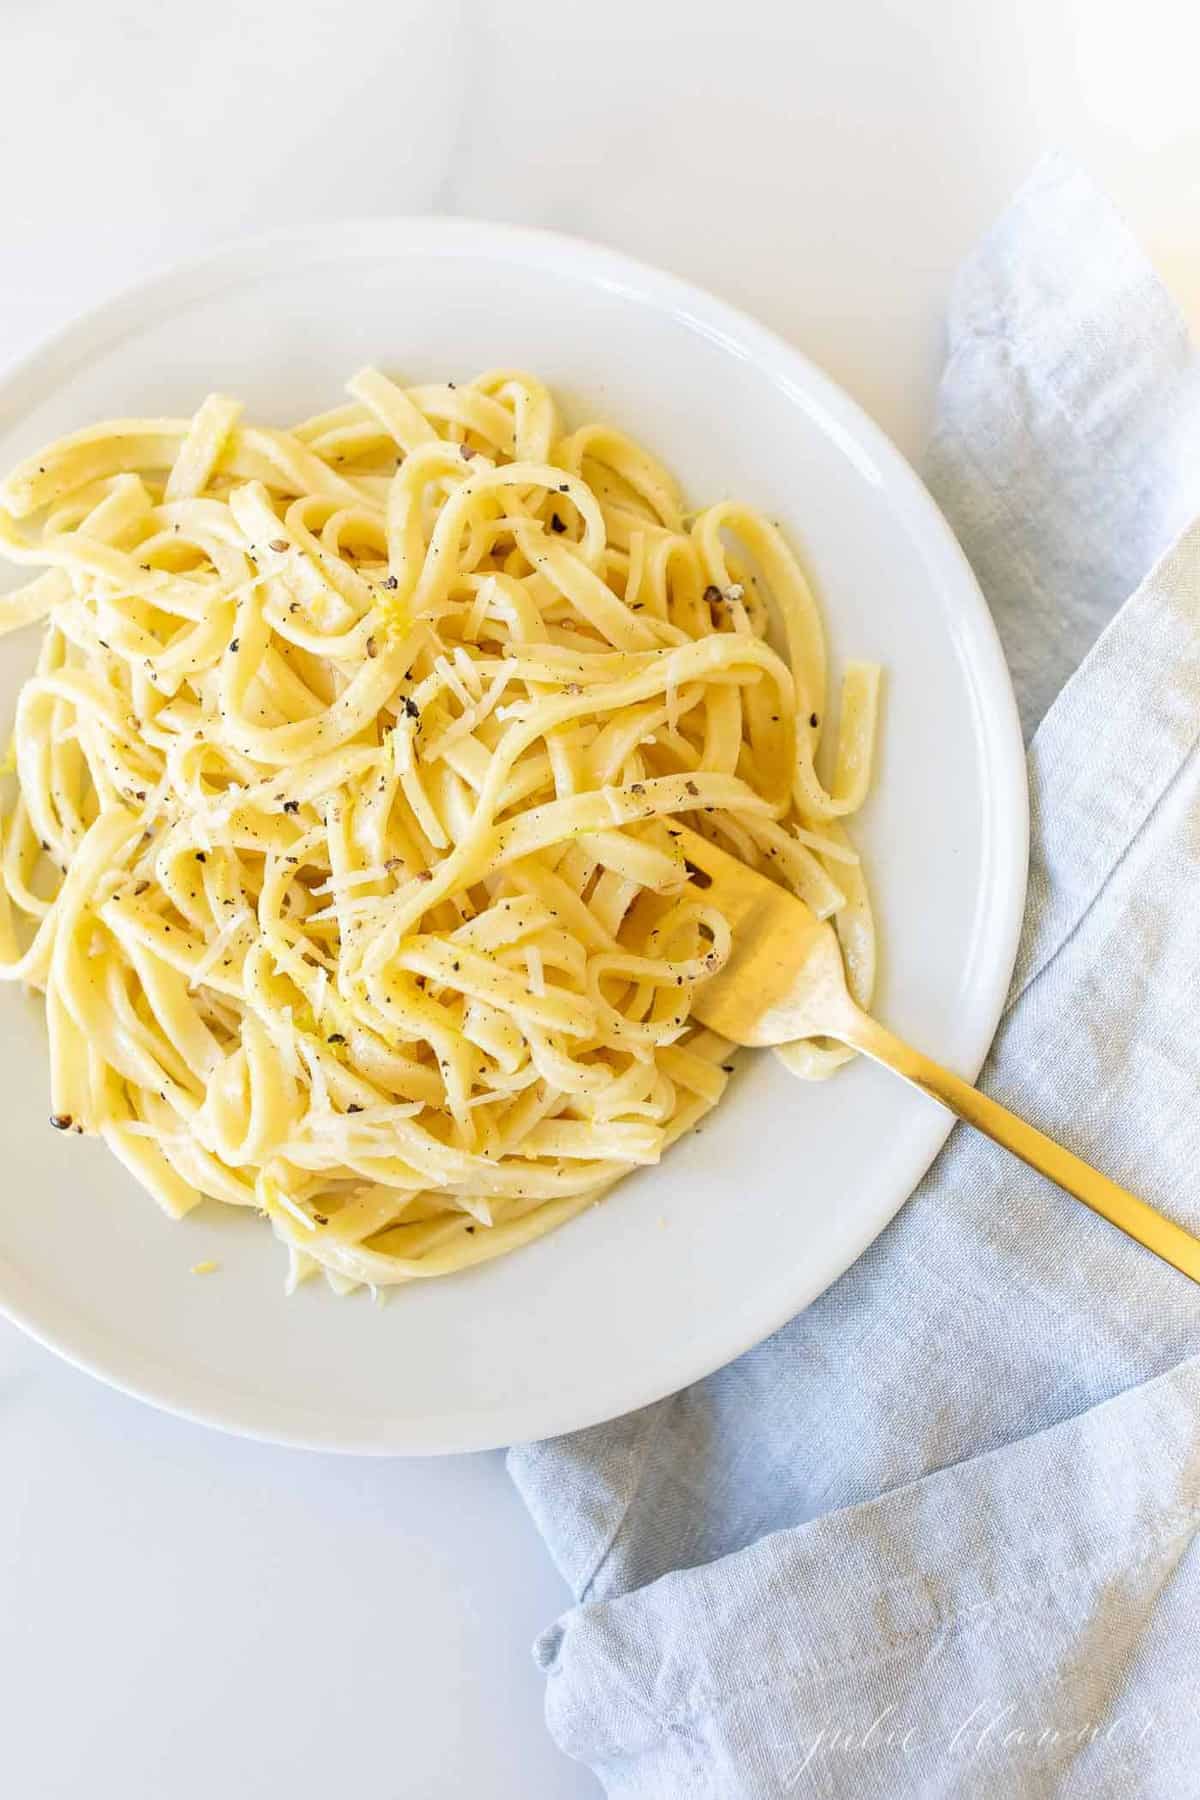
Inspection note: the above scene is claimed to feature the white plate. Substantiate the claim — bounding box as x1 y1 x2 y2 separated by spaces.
0 220 1027 1454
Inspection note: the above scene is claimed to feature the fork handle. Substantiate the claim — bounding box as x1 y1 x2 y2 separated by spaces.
841 1010 1200 1284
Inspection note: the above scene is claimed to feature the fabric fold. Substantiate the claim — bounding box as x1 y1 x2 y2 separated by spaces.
510 154 1200 1797
539 1357 1200 1797
927 151 1200 741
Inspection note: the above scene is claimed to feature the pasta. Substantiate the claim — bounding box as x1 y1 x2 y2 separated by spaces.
0 369 879 1294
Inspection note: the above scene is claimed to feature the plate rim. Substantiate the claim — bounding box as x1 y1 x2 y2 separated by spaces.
0 216 1029 1454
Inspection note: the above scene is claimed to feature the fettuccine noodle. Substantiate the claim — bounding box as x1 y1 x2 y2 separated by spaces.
0 369 879 1294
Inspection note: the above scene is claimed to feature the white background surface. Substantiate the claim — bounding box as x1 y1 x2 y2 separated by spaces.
1 4 1197 1796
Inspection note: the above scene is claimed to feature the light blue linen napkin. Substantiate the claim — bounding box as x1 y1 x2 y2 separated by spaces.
509 156 1200 1798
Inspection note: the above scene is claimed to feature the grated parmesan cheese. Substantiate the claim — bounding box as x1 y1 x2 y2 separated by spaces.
273 1188 319 1233
435 653 472 709
306 893 394 925
389 721 415 775
452 644 484 700
422 667 512 761
273 1004 304 1081
310 865 391 897
311 965 329 1018
464 578 495 643
188 906 251 988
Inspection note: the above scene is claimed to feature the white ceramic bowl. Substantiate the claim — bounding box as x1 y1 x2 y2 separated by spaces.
0 220 1027 1452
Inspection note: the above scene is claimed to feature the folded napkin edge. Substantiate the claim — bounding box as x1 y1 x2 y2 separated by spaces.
1011 514 1200 1010
536 1352 1200 1761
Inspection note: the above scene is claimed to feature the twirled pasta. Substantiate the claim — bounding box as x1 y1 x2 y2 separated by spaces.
0 369 878 1293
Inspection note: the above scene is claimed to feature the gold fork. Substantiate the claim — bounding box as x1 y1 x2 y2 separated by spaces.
675 823 1200 1284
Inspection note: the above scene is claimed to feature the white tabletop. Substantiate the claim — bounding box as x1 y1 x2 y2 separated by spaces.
3 4 1197 1795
